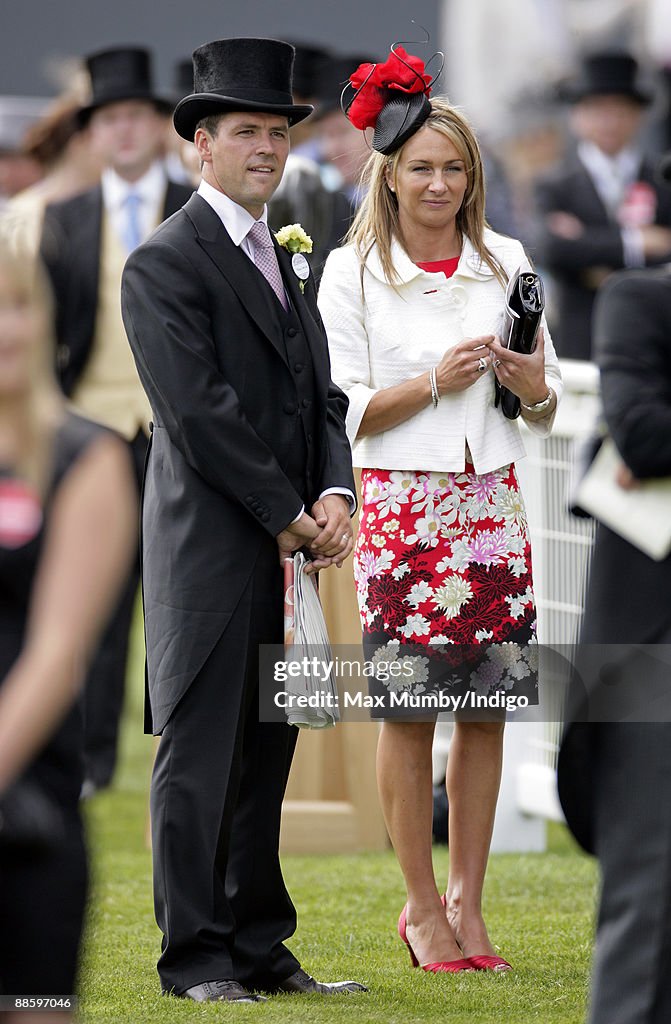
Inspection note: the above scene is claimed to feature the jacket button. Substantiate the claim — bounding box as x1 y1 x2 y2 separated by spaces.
301 398 311 409
261 512 270 523
294 363 303 373
287 327 298 338
283 402 296 414
246 496 254 505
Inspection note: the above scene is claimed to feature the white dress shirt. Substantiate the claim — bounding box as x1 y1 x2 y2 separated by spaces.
196 178 355 522
101 161 167 247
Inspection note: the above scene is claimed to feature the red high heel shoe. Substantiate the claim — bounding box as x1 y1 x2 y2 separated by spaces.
468 955 512 972
397 905 474 974
438 895 512 972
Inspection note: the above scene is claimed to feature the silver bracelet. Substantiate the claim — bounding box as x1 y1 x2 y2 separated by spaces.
429 366 440 408
521 388 553 413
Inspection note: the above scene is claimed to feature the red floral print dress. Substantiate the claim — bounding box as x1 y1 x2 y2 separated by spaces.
353 259 538 707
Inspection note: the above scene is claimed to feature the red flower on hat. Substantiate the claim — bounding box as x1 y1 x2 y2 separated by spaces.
347 46 432 130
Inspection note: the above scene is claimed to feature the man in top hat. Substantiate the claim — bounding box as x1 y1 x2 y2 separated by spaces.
535 51 671 361
39 48 193 794
121 37 363 1003
312 53 375 215
162 59 200 186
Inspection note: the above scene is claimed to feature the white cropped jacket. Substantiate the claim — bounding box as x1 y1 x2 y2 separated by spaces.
318 229 563 475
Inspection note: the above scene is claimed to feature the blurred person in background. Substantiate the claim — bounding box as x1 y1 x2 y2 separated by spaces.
268 45 353 279
319 46 562 975
558 155 671 1024
0 242 135 1024
3 90 102 252
39 47 192 796
312 53 376 213
0 98 45 209
536 51 671 361
495 91 566 253
284 41 331 162
163 59 199 186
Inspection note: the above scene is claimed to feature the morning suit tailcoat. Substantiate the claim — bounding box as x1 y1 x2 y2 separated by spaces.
121 193 354 735
558 270 671 1024
121 192 354 994
535 155 671 361
40 180 192 394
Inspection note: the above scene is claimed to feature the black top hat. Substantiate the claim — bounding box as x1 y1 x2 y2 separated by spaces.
78 47 173 125
563 52 652 106
289 42 332 99
173 59 194 106
173 37 313 141
312 54 377 119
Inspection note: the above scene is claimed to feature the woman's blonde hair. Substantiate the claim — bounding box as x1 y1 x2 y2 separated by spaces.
346 96 507 288
0 238 64 492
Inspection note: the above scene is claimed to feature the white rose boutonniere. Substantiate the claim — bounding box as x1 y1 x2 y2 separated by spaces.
275 223 313 293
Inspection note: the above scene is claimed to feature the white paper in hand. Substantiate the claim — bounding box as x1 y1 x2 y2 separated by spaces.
283 552 339 728
575 438 671 560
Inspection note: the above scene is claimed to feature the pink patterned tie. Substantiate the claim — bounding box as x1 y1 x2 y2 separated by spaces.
247 220 288 311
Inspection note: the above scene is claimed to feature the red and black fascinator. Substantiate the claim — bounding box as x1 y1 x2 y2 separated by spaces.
342 33 444 155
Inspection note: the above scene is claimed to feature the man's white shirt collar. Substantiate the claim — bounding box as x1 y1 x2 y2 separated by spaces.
197 179 267 252
102 161 167 211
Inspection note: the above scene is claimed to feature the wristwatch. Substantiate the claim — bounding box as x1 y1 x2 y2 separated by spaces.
521 388 554 413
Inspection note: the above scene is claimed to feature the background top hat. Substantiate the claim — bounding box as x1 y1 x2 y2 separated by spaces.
562 51 652 105
78 47 173 125
312 53 377 120
288 42 332 100
173 37 313 141
173 59 194 106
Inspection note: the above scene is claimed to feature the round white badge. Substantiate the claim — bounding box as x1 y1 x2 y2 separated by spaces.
291 253 310 281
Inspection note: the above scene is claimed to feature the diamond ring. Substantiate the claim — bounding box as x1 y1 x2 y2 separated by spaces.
477 356 487 372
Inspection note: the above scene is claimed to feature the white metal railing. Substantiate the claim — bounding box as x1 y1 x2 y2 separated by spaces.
514 359 600 820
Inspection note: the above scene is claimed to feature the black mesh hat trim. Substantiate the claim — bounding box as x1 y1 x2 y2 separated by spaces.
372 92 431 155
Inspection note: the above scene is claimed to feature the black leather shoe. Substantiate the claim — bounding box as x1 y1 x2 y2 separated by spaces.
273 967 367 995
171 980 266 1003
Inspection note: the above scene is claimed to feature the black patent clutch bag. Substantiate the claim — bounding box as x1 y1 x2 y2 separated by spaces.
495 270 545 420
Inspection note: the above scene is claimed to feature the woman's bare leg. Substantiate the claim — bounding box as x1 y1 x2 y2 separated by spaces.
376 719 463 965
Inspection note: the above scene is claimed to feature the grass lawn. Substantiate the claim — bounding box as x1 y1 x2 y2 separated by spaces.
79 617 596 1024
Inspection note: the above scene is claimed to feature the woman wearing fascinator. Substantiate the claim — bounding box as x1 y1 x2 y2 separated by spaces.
318 43 563 974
